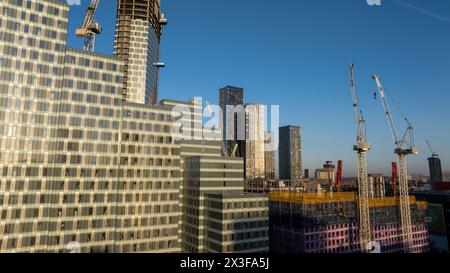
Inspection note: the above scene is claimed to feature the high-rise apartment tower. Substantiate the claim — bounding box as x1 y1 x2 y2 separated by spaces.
219 86 244 157
278 126 302 181
245 104 266 180
115 0 166 104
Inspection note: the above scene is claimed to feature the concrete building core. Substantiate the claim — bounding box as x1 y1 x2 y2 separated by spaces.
115 0 164 104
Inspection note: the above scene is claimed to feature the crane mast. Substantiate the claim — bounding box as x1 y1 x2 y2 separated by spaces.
75 0 102 52
372 75 417 253
349 63 372 253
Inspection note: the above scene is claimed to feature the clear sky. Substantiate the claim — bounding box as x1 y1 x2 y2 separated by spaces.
65 0 450 177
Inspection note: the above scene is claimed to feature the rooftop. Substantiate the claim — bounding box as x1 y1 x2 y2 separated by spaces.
269 191 428 208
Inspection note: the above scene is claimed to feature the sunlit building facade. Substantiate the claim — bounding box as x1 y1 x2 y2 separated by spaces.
245 103 265 180
368 174 386 198
264 132 275 180
183 153 269 253
0 0 180 253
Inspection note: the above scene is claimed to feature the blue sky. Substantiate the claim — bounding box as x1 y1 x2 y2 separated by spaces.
66 0 450 177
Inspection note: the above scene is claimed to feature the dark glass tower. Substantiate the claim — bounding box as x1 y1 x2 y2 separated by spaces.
279 126 302 180
115 0 164 104
219 86 245 157
428 157 443 183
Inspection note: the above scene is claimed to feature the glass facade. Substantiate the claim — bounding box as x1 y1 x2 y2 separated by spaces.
182 148 269 253
205 194 269 253
219 86 245 157
160 99 217 247
183 155 246 253
245 104 265 180
0 0 180 253
264 132 276 180
279 125 302 180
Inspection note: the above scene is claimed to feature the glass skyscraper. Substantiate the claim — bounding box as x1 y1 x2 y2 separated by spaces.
219 86 244 157
245 103 266 180
278 125 302 181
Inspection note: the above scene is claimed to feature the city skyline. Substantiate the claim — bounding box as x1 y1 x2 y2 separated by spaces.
65 0 450 177
0 0 446 256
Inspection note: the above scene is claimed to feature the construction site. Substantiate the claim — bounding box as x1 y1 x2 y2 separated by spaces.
268 63 432 253
269 191 430 253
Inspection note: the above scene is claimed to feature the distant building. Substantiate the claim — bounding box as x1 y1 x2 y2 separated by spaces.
428 157 443 183
315 161 336 183
279 126 302 180
270 191 430 253
304 169 310 179
219 86 245 157
264 133 276 180
368 174 386 198
411 173 426 182
244 104 266 180
414 190 450 253
444 171 450 182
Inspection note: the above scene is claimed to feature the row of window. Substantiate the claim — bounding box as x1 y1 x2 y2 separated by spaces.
1 238 179 253
0 163 181 178
1 204 180 221
0 180 180 192
3 0 68 29
1 203 179 220
8 0 67 17
66 53 120 72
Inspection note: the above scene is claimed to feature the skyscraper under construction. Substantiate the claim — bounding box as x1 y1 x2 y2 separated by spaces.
115 0 166 104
